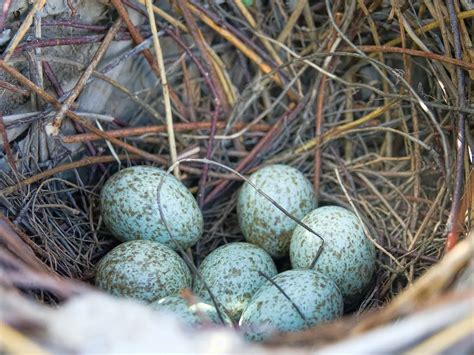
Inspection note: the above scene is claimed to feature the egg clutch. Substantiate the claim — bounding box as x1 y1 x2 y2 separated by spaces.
96 164 376 341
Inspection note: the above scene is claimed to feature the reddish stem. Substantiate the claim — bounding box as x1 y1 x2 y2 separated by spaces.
446 0 467 251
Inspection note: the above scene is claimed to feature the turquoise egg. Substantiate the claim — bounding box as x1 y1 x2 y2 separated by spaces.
290 206 376 305
150 295 233 327
95 240 191 302
239 269 343 341
101 166 203 250
237 164 317 258
193 242 277 321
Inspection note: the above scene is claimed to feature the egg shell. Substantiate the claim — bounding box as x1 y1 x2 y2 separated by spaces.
239 269 343 341
193 242 278 321
150 295 233 327
290 206 376 305
95 240 191 302
237 164 317 258
101 166 203 250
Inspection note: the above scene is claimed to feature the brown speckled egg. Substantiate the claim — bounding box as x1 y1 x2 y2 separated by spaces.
193 242 277 321
237 164 317 258
100 166 203 250
290 206 376 305
95 240 191 302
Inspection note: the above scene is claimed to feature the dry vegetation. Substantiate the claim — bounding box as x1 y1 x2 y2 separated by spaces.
0 0 472 349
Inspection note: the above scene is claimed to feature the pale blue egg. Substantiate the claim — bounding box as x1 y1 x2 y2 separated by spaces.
95 240 191 302
237 165 317 258
239 269 343 341
193 242 277 321
290 206 376 305
101 166 203 250
150 295 233 327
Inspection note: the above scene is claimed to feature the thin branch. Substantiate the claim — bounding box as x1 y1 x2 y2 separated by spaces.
2 0 46 61
62 121 271 143
50 19 122 135
446 0 467 251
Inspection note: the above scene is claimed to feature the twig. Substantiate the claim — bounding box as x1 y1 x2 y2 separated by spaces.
114 0 183 116
296 99 398 153
41 19 108 31
197 105 221 207
176 0 226 204
276 0 306 43
50 19 122 135
186 1 300 101
2 0 46 61
382 9 474 48
177 0 228 113
0 80 29 96
111 0 161 83
314 77 328 199
355 45 474 70
334 168 403 269
145 0 179 178
313 6 345 199
42 62 64 96
62 121 271 143
446 0 467 251
134 0 187 32
12 30 156 53
234 0 285 68
0 60 168 165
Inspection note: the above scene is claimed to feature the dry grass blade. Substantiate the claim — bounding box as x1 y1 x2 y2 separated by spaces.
145 0 179 178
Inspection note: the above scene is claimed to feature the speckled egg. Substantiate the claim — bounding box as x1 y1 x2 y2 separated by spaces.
150 295 233 327
290 206 376 305
95 240 191 302
237 164 317 258
239 269 343 341
101 165 203 250
193 242 278 321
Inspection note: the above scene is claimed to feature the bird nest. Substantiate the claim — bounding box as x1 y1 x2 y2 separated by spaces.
0 0 472 352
